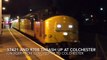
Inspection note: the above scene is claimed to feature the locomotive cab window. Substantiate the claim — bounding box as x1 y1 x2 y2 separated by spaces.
55 24 62 32
68 24 74 30
55 23 75 32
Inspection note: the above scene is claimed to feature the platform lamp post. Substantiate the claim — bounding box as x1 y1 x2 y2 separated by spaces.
0 0 2 35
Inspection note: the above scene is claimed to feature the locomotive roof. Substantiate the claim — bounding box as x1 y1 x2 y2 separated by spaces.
24 7 72 21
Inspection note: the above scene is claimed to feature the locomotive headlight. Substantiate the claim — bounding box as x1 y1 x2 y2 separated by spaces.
74 40 78 43
68 25 73 28
57 24 62 28
63 32 68 36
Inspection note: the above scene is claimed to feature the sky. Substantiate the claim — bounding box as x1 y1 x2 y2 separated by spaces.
2 0 107 17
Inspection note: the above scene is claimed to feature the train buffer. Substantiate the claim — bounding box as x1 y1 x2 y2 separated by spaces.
0 29 64 60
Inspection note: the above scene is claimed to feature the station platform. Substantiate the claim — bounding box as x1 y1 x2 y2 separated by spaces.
0 29 64 60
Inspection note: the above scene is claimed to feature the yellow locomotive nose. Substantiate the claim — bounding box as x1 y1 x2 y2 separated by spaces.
43 15 79 43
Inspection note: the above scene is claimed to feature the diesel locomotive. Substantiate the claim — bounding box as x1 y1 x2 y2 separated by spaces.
12 8 79 47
